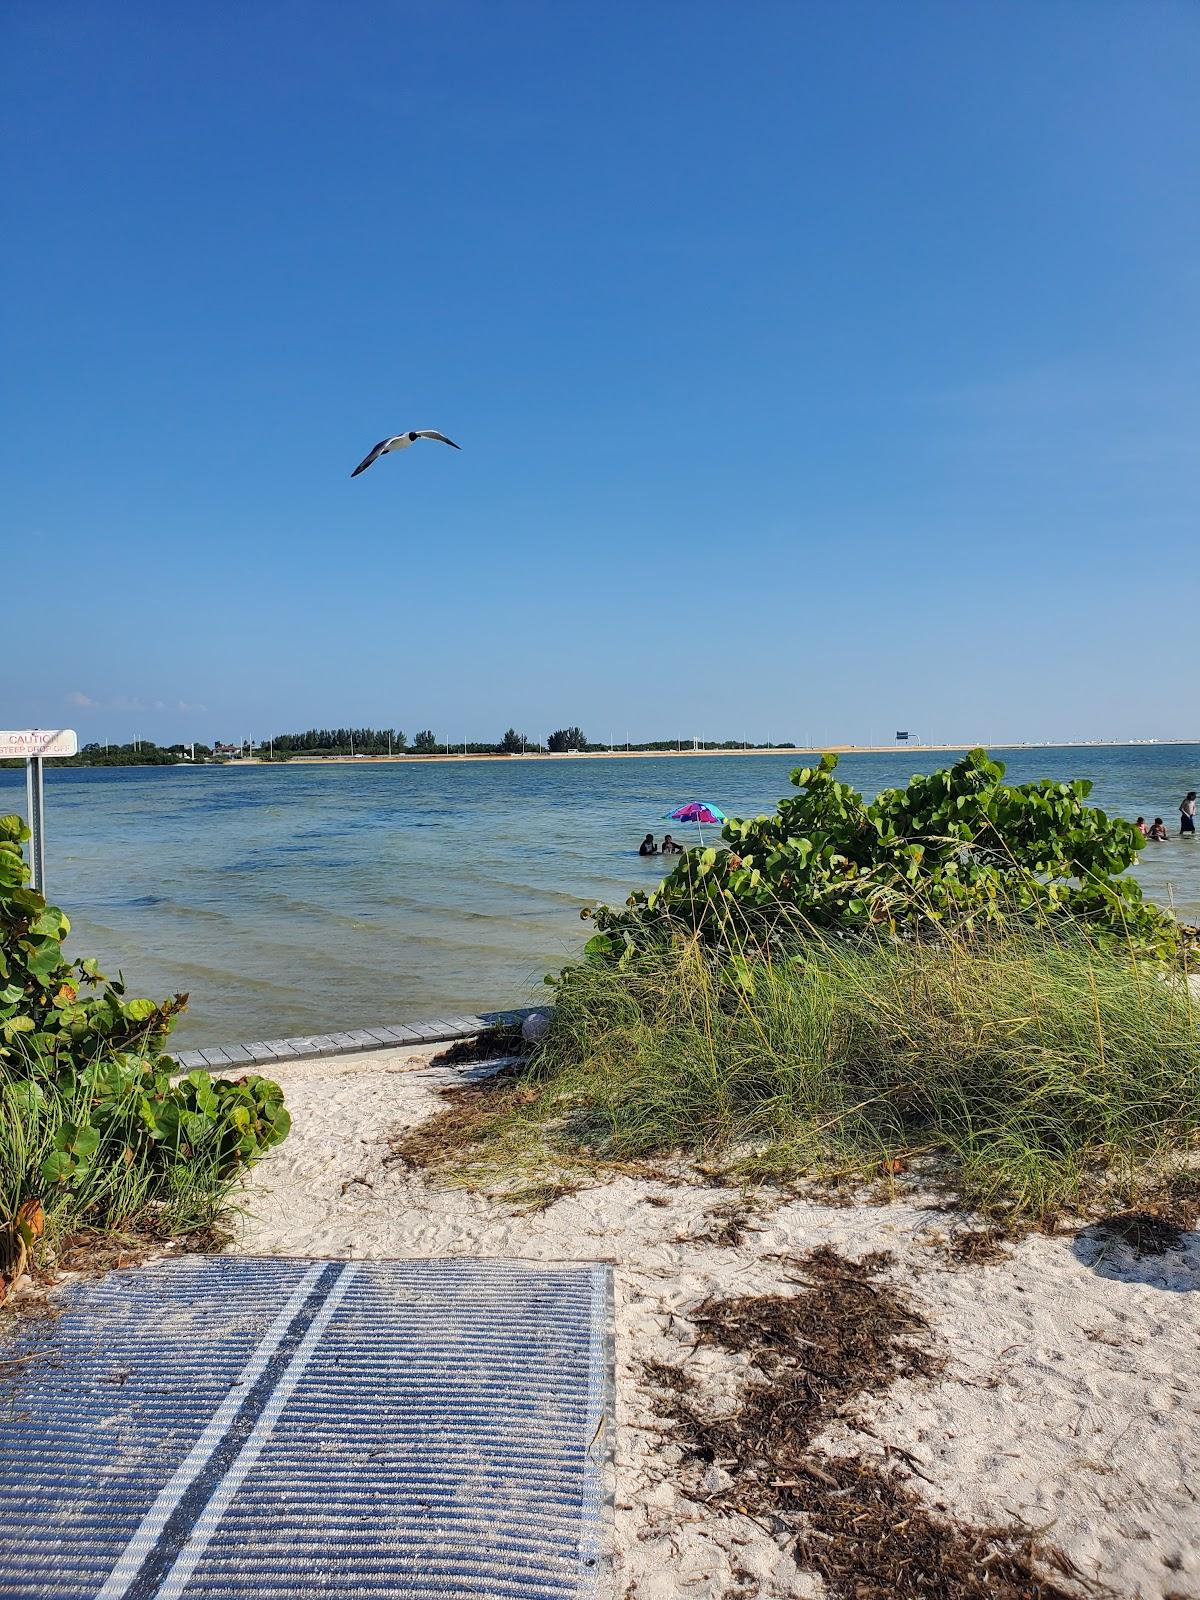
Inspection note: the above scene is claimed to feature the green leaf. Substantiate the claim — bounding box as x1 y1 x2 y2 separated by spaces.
24 942 64 980
58 1123 101 1161
4 1080 44 1114
41 1150 75 1185
183 1111 211 1146
721 953 755 994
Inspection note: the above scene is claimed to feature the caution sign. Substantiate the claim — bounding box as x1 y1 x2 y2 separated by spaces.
0 729 78 758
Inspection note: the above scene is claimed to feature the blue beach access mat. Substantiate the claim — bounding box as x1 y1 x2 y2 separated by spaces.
0 1255 614 1600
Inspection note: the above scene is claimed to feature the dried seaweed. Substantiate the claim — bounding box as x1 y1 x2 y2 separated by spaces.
649 1245 1080 1600
938 1227 1014 1269
502 1178 582 1213
387 1064 532 1170
686 1201 754 1248
429 1024 524 1067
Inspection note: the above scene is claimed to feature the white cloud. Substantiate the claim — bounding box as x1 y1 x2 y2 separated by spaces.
63 690 207 716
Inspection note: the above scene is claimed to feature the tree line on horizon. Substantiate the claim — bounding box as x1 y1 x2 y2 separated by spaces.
1 730 798 767
248 726 797 758
0 741 196 769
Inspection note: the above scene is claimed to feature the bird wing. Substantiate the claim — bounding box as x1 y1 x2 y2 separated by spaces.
350 439 393 477
414 430 461 449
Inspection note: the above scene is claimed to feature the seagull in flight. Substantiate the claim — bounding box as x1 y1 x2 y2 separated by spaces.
350 430 461 477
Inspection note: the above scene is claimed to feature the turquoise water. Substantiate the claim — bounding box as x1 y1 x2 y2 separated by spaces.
3 746 1199 1046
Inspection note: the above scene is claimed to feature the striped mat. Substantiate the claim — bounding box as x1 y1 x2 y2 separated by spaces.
0 1256 613 1599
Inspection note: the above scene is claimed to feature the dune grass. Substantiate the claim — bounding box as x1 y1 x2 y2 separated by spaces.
433 927 1200 1222
0 1060 239 1266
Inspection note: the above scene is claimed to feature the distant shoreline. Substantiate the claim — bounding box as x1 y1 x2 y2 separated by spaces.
218 740 1196 768
4 740 1195 773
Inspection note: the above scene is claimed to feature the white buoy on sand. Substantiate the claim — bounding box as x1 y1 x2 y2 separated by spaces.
522 1011 551 1044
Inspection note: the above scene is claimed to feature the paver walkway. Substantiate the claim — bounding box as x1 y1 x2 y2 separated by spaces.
173 1008 538 1072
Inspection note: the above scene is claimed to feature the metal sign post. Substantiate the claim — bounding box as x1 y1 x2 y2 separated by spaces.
0 729 79 898
25 757 46 892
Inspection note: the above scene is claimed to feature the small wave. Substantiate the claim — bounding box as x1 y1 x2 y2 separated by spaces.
158 902 232 924
223 854 354 873
75 893 167 910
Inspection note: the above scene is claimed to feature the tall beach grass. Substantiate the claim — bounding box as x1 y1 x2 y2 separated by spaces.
509 926 1200 1220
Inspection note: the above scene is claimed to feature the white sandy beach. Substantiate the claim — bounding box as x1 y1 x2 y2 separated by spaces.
233 1043 1200 1600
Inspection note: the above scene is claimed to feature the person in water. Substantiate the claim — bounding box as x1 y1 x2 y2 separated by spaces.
1181 793 1197 837
1148 817 1169 841
660 834 684 854
639 833 658 856
1135 816 1150 837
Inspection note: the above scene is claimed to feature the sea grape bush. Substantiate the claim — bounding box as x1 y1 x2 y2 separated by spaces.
24 1068 291 1191
0 813 289 1221
582 750 1182 964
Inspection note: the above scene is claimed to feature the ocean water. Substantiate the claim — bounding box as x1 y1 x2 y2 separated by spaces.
2 745 1199 1047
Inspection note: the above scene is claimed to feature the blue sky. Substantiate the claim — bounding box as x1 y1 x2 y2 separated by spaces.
3 2 1198 748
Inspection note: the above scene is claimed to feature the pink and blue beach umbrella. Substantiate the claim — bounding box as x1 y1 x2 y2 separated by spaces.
665 801 727 845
